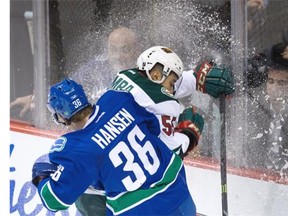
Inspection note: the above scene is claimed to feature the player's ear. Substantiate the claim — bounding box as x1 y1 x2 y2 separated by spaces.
150 70 161 81
150 64 164 81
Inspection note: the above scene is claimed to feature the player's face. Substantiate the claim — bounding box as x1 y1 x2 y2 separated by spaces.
108 40 136 72
266 69 288 108
282 46 288 59
161 72 179 94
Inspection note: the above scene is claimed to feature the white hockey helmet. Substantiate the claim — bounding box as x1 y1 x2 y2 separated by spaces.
137 46 183 84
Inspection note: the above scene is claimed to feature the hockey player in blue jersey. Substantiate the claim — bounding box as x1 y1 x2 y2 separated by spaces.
32 79 196 215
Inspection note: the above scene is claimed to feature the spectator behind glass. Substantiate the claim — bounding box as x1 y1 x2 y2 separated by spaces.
10 27 140 121
70 26 140 102
10 0 66 123
247 0 266 32
246 43 288 177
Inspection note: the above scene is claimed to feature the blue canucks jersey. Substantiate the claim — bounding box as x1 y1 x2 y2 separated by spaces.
37 90 191 215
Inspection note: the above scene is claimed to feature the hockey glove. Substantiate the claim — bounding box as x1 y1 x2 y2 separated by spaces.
175 107 204 154
32 162 58 187
194 61 235 98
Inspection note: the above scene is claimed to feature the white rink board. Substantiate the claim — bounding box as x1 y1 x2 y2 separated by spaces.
10 131 80 216
185 161 288 216
10 130 288 216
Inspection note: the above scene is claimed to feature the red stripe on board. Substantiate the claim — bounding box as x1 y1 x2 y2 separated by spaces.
10 119 61 139
10 120 288 185
184 156 288 185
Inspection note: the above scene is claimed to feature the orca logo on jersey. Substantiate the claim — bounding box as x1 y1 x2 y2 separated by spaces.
50 137 67 153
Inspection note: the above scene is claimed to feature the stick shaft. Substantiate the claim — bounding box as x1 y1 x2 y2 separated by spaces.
220 95 228 216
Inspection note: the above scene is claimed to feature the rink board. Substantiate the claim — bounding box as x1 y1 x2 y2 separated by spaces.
10 121 288 216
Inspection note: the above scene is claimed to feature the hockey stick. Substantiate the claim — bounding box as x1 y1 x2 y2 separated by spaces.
220 94 228 216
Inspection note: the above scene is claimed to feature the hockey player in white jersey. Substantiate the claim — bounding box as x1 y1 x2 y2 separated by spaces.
111 45 234 157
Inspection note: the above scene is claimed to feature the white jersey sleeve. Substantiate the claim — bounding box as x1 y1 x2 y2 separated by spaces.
174 70 197 98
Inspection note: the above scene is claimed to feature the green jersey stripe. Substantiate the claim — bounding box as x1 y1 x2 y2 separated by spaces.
40 181 70 211
112 69 179 103
106 154 183 215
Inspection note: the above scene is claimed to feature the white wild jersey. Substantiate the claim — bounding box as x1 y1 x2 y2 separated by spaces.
110 68 196 155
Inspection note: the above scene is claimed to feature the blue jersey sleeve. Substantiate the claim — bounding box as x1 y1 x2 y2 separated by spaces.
36 136 100 211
